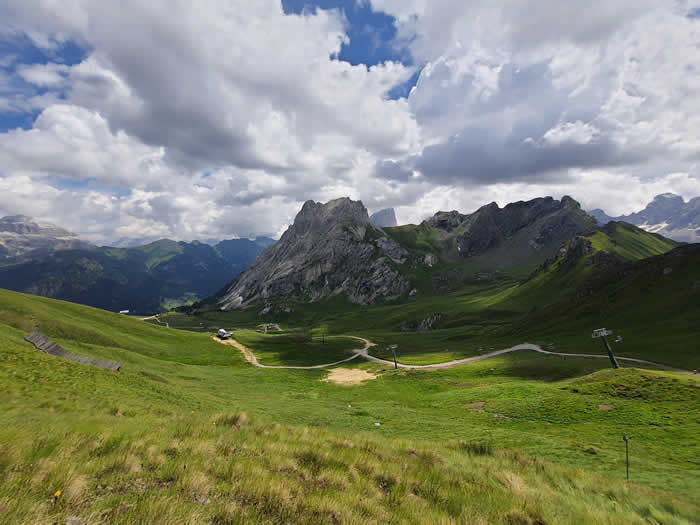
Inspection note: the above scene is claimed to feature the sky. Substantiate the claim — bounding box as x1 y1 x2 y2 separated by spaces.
0 1 699 243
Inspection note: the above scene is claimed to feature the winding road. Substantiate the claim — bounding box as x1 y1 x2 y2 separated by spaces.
216 336 365 369
215 335 690 373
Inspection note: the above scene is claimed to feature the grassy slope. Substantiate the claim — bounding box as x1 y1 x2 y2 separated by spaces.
589 222 679 261
0 288 699 524
513 244 700 368
232 329 360 366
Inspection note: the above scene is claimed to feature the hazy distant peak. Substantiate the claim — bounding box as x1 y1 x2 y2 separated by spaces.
587 193 699 243
654 192 682 200
369 208 398 227
0 215 74 237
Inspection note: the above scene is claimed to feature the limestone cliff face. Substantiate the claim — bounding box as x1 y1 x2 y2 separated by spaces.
219 198 409 309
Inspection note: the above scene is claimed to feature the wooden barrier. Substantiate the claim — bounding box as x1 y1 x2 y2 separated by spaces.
24 331 121 372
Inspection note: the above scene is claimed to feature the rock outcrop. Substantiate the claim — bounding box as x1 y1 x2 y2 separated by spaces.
400 313 443 332
219 198 410 309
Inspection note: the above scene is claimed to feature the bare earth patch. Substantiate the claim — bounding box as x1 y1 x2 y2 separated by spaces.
323 368 377 386
598 404 615 410
466 401 486 412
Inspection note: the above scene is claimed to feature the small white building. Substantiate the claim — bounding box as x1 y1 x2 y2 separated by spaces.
217 328 232 339
119 310 130 315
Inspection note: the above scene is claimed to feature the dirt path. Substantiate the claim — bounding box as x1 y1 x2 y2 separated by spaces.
214 335 690 373
214 336 365 369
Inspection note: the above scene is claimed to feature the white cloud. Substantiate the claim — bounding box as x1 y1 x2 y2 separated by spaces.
17 62 69 86
0 0 697 243
543 121 599 145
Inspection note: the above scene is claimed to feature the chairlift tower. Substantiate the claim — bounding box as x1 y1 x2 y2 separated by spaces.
388 344 398 369
592 328 620 369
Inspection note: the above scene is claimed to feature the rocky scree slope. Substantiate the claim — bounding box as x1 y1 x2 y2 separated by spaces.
219 198 410 309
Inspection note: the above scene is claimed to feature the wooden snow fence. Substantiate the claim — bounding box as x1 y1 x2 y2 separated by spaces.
24 331 121 372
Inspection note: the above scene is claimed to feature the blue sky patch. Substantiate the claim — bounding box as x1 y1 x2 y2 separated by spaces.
45 175 133 198
282 0 419 99
0 36 87 132
282 0 411 67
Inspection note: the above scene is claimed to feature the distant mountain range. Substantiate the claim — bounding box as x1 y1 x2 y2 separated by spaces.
217 195 677 311
0 215 274 313
588 193 699 243
3 193 687 316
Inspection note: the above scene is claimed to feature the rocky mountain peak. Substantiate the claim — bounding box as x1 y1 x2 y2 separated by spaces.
297 197 368 225
219 197 408 309
285 198 370 244
425 196 593 260
560 195 579 208
427 210 468 231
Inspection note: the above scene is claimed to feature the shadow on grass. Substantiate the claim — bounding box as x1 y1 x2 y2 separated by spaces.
495 354 613 382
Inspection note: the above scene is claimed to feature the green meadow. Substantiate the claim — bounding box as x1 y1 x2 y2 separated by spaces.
1 288 698 523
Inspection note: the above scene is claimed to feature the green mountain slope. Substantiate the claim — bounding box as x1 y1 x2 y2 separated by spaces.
0 288 698 523
507 221 681 308
512 241 699 367
0 237 274 314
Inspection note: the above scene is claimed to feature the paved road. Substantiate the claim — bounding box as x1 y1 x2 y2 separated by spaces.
216 335 691 373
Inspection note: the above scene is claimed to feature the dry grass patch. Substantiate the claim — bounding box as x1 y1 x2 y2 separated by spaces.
323 367 377 386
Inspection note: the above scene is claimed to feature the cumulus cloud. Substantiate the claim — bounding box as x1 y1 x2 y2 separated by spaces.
368 0 699 202
17 62 69 86
0 0 698 242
